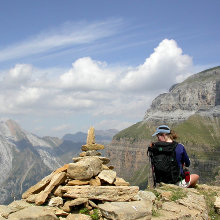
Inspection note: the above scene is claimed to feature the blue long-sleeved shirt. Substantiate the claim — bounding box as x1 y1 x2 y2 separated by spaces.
175 143 190 174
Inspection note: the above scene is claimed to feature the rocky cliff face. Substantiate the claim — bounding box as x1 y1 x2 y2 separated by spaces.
144 66 220 123
106 66 220 188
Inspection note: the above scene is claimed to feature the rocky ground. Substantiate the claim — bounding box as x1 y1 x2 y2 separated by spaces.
0 127 219 220
0 183 219 219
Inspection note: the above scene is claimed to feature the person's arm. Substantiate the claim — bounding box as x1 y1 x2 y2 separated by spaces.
182 147 190 167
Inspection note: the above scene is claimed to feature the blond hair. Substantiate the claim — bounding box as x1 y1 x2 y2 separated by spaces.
167 130 178 141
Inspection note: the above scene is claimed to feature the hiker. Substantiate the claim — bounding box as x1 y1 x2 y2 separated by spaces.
148 125 199 188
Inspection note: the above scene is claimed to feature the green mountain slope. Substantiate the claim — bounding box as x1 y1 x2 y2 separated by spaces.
113 114 220 188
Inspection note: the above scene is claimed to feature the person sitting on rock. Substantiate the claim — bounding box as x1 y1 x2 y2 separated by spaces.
149 125 199 188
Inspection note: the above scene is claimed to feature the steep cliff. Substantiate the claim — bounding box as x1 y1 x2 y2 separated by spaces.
106 66 220 188
144 66 220 122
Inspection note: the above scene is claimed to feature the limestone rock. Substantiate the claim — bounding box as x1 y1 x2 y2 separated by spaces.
67 180 90 186
160 201 205 219
73 156 110 165
79 150 101 157
62 198 89 212
98 200 152 220
66 213 92 220
89 177 101 186
177 192 207 213
144 67 220 123
26 194 37 203
0 205 18 218
134 190 156 202
22 172 54 199
8 200 32 210
98 170 116 184
81 144 104 151
35 172 66 205
86 127 95 145
54 164 69 174
48 197 63 207
7 206 58 220
54 208 69 216
214 196 220 215
114 177 130 186
61 185 139 202
67 157 102 180
88 200 98 208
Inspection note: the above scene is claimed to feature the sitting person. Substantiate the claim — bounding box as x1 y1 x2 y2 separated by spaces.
149 125 199 188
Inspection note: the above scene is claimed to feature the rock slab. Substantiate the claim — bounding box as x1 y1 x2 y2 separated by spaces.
61 185 139 201
98 200 152 220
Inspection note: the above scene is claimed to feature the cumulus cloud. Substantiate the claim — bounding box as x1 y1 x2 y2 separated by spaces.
4 64 33 87
0 39 195 134
60 57 116 90
120 39 193 91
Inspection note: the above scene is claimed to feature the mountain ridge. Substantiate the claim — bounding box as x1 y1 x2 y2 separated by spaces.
107 66 220 188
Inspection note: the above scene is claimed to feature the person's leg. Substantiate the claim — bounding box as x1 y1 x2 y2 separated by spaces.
188 174 199 188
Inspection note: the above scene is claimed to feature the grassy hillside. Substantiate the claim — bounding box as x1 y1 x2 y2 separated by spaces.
113 114 220 187
114 115 220 148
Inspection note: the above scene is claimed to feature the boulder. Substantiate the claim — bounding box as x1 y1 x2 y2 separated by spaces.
61 185 139 202
7 206 58 220
98 200 152 220
67 157 102 180
98 170 116 184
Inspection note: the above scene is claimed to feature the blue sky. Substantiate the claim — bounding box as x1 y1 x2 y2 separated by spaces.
0 0 219 137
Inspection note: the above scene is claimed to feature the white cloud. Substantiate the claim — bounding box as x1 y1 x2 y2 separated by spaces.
0 39 195 134
16 87 42 106
0 19 123 63
51 94 95 110
4 64 32 87
120 39 193 91
60 57 116 90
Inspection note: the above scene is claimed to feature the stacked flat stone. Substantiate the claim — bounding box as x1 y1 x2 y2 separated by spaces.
20 127 152 219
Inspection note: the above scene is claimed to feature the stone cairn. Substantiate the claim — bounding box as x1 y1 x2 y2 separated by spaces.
20 127 152 220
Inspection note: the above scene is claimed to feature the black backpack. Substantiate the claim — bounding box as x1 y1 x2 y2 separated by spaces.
148 141 181 185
